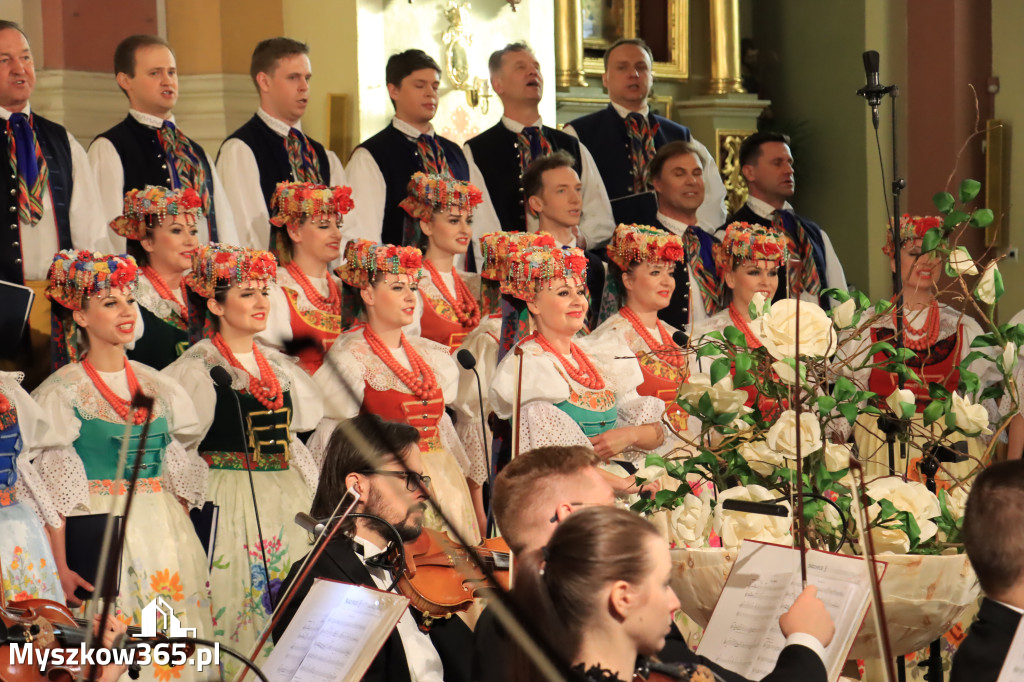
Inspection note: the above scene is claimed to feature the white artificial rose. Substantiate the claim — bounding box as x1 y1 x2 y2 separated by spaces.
750 291 767 318
677 373 712 407
871 526 911 554
771 360 798 385
765 410 822 458
866 478 941 543
823 442 852 472
708 375 752 416
948 247 979 276
1001 342 1018 372
951 392 993 436
713 485 792 549
885 388 916 419
635 463 666 483
975 263 1000 305
669 493 713 547
823 501 841 529
832 297 857 329
739 440 786 476
758 298 838 360
943 485 970 520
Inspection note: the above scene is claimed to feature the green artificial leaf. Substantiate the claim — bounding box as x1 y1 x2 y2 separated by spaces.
861 405 882 415
928 382 951 400
933 191 955 214
697 343 724 359
654 489 677 507
816 395 837 413
838 402 859 425
834 376 857 402
959 178 982 203
959 350 989 369
644 454 667 469
822 287 849 304
867 341 898 357
874 299 895 315
854 290 872 310
698 392 714 416
971 332 999 348
943 210 970 230
970 208 994 229
724 325 747 348
734 353 753 373
710 356 732 386
922 399 945 426
921 227 942 254
978 385 1005 403
945 410 958 430
959 369 980 395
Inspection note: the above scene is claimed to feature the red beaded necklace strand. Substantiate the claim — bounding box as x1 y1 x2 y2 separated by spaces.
527 332 606 390
81 356 150 425
211 333 284 410
728 304 764 349
893 299 941 350
363 326 442 401
142 266 189 323
619 306 685 368
284 261 341 313
423 259 481 329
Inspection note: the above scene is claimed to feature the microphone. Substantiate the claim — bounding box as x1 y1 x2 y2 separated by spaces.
672 330 688 347
857 50 888 128
208 366 274 610
721 499 790 517
456 348 495 535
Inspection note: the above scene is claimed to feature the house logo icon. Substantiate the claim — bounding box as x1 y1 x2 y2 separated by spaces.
139 597 196 638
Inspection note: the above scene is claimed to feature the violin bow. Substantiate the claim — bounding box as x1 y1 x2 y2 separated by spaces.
787 258 808 586
513 344 525 460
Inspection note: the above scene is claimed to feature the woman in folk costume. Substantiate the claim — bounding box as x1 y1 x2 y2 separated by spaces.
162 244 323 671
109 186 203 370
30 251 213 680
588 224 691 441
401 171 485 351
0 372 64 603
312 239 484 542
260 181 354 373
689 222 788 418
839 215 997 488
488 245 666 495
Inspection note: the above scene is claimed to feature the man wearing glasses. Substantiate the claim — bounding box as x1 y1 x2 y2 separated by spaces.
274 413 472 682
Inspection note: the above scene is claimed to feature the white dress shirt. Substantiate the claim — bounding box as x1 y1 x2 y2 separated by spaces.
656 211 712 330
352 535 445 682
88 109 240 249
564 102 728 235
463 115 616 256
216 107 347 250
344 117 502 267
743 195 848 304
0 104 113 280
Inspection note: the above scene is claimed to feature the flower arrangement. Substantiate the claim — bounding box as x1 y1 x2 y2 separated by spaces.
605 223 685 271
269 181 355 227
398 171 483 222
335 238 424 290
184 243 277 299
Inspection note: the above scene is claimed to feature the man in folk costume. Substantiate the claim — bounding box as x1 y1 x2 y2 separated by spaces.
564 38 727 231
217 37 346 251
648 141 722 331
719 131 846 308
463 43 614 261
345 49 500 263
90 34 238 249
0 20 111 389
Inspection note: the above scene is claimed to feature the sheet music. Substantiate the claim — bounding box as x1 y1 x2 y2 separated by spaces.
997 615 1024 682
265 578 409 682
697 541 883 681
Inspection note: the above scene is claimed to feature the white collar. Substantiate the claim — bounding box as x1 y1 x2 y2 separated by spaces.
610 101 649 118
257 107 300 137
392 116 434 140
655 211 695 237
351 535 387 560
129 108 175 129
995 599 1024 616
0 102 31 120
746 195 793 220
501 115 543 134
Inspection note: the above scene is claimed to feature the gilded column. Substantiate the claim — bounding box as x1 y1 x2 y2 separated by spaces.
707 0 745 95
554 0 588 89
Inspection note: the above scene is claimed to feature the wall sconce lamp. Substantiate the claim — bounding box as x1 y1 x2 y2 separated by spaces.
443 1 491 113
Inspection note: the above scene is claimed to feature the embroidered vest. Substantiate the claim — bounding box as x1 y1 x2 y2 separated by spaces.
419 290 474 352
282 287 341 374
868 326 963 412
199 385 294 471
127 305 189 371
635 353 688 434
551 383 618 438
361 384 445 452
73 411 170 482
0 417 21 507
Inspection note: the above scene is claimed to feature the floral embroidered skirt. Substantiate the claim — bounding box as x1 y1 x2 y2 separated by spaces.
421 447 481 546
81 485 215 681
205 467 312 678
1 497 63 602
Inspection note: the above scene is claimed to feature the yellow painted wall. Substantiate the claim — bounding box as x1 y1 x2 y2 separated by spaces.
167 0 283 75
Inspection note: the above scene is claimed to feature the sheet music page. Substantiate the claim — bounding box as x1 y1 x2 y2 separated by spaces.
996 616 1024 682
696 541 880 681
264 578 409 682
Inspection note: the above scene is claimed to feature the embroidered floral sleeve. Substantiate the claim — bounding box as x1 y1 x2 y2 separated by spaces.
29 370 90 516
313 333 368 421
5 374 64 527
489 340 573 419
517 401 594 451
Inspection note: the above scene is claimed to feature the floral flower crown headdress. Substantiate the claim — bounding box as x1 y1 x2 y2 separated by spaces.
335 239 424 290
502 245 589 301
108 186 204 241
713 222 789 276
882 214 943 256
184 243 278 299
480 231 557 282
399 172 484 222
269 181 355 228
45 250 140 311
606 223 685 271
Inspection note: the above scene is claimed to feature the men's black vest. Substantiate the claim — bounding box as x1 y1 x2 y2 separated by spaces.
465 122 582 232
223 114 331 210
357 124 470 246
652 217 719 331
0 113 73 284
96 115 219 240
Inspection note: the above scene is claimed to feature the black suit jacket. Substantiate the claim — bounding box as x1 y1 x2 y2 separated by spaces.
472 605 827 682
950 597 1022 682
274 538 473 682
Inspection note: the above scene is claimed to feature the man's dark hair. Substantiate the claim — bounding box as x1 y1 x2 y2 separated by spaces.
963 459 1024 597
386 49 440 88
488 41 532 76
603 37 653 70
0 20 28 40
648 140 701 183
250 37 309 90
523 150 576 202
113 34 173 97
738 131 791 168
310 414 420 522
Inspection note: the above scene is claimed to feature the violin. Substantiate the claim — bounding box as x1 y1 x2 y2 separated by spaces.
632 660 717 682
390 528 511 630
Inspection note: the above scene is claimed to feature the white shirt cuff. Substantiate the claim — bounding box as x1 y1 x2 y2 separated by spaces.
783 632 828 665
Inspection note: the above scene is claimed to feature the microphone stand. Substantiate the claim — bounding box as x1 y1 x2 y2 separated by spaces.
456 349 497 536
